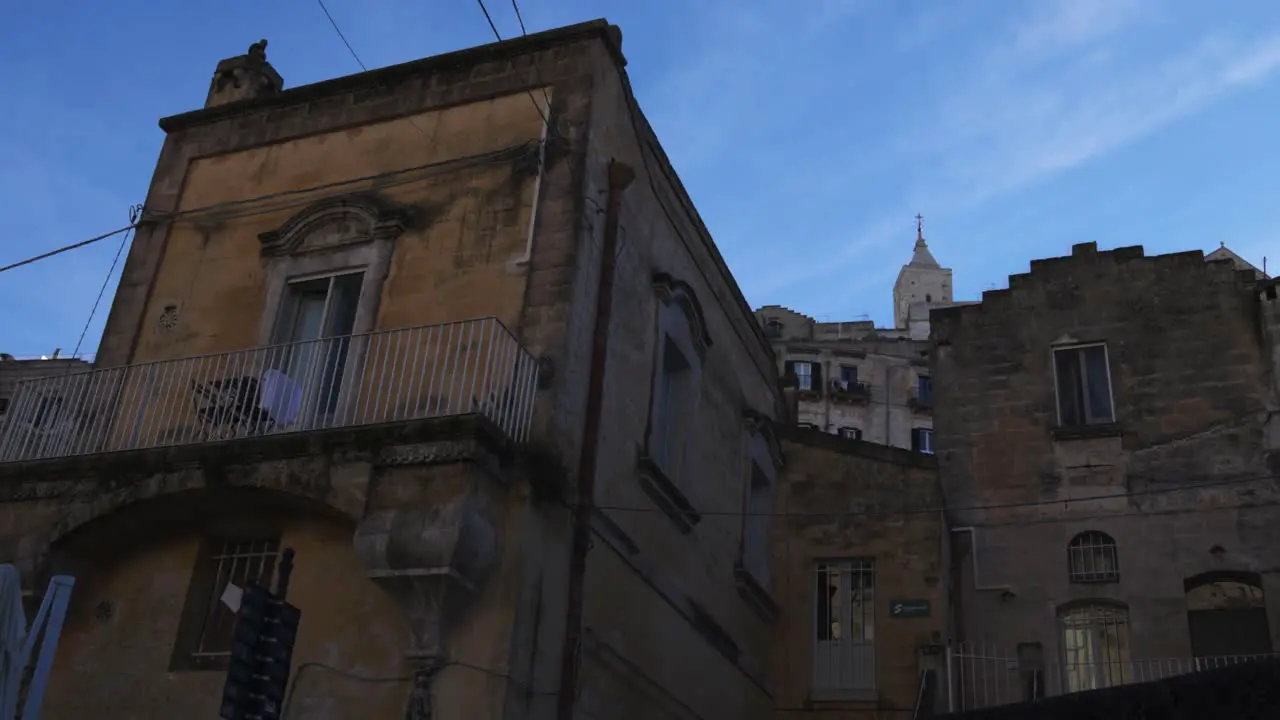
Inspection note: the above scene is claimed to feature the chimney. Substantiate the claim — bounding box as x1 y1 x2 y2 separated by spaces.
206 39 283 109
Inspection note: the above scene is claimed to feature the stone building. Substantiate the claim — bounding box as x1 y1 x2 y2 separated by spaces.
770 427 946 719
0 21 786 720
0 354 91 423
756 223 970 452
931 242 1280 711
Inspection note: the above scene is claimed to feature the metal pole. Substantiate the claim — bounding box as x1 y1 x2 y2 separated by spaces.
276 548 295 600
946 643 955 713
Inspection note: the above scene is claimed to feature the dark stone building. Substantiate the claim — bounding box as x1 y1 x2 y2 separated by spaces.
931 242 1280 710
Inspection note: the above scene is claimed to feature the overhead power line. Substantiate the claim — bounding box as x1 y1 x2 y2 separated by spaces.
70 204 143 360
316 0 368 71
0 225 138 275
0 142 536 277
474 0 553 129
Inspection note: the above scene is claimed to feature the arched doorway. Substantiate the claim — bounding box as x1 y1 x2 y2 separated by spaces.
1184 571 1272 662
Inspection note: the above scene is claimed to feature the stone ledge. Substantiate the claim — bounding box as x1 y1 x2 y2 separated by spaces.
159 20 624 134
1051 422 1123 442
635 455 701 534
733 563 779 625
0 413 513 488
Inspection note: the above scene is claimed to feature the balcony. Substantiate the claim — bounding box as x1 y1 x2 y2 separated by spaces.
829 379 871 405
0 317 539 464
908 388 933 412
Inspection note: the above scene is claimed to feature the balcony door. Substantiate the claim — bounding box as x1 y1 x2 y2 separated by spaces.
272 272 364 428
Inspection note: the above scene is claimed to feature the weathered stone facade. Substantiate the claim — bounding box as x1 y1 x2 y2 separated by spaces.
0 21 784 720
932 242 1280 709
755 230 975 453
771 427 946 719
755 307 933 450
0 356 91 421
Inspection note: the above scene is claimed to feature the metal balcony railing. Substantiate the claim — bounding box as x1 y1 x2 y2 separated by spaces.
0 317 538 464
947 641 1280 712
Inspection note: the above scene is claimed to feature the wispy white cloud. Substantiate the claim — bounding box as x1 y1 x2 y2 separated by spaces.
738 0 1280 300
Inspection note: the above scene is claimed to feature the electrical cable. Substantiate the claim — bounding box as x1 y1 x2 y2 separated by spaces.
0 142 536 276
508 0 554 112
316 0 367 71
313 0 435 141
584 468 1280 523
474 0 553 130
69 204 142 361
0 226 138 275
279 657 557 718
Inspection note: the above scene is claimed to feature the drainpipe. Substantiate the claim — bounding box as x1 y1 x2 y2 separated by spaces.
884 362 892 447
823 358 832 432
509 109 552 270
950 527 1014 593
556 159 636 720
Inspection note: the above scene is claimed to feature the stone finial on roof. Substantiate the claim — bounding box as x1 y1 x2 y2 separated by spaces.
205 38 283 109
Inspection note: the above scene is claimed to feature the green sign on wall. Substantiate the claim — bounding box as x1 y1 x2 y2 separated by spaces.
889 599 931 618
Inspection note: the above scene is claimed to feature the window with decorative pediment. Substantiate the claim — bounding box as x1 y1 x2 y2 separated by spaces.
644 273 712 482
251 194 409 427
637 272 713 534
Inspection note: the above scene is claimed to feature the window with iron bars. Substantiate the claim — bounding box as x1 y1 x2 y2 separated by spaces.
1059 602 1132 692
171 536 281 670
1067 531 1119 583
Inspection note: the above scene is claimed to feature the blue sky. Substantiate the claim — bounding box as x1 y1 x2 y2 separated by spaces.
2 0 1279 358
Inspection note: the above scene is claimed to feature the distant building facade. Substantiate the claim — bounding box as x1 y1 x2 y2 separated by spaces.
756 223 972 452
0 354 91 425
932 242 1280 711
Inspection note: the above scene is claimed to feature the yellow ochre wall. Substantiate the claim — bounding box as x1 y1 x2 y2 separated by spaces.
135 91 549 365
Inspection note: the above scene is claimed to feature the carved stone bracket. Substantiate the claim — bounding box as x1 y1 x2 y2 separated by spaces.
376 440 478 467
353 497 498 661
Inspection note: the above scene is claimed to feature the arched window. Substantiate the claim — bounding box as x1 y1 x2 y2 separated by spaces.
1059 601 1132 692
1184 571 1272 661
1067 531 1119 583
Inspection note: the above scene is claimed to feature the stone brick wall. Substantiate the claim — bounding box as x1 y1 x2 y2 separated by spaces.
931 242 1280 683
563 34 784 720
772 427 945 719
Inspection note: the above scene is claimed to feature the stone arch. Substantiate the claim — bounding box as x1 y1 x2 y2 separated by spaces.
46 469 362 551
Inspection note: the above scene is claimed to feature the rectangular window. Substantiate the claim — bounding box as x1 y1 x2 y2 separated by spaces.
911 427 934 454
653 335 693 476
839 427 862 441
813 559 876 693
1054 344 1114 426
1060 604 1132 692
0 397 9 416
916 375 933 406
742 461 773 587
794 362 813 391
172 536 280 670
273 272 364 421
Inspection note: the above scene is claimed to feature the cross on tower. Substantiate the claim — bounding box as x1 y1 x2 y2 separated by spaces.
915 214 924 241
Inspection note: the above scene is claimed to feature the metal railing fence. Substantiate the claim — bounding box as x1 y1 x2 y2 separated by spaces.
0 317 538 463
